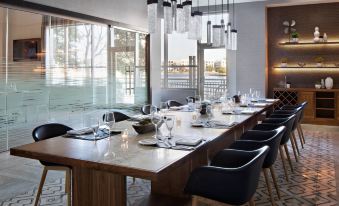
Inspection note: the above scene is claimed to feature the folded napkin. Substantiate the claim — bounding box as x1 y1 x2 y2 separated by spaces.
241 110 256 114
66 127 93 136
206 121 238 129
253 103 269 107
169 106 182 111
176 137 203 146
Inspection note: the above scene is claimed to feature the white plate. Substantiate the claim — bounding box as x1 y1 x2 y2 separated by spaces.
138 139 158 146
191 122 205 127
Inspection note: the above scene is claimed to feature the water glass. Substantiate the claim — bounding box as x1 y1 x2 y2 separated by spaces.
188 98 194 111
150 105 162 139
164 115 175 139
104 112 115 139
85 117 100 141
195 94 201 104
160 102 168 114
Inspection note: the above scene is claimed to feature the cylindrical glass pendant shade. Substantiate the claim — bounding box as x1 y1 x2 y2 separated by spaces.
220 19 225 46
194 11 202 40
231 29 238 50
147 0 158 34
183 0 192 32
176 4 185 33
212 25 221 47
225 30 228 49
207 20 212 45
188 13 197 40
227 22 232 49
163 2 173 34
171 0 177 31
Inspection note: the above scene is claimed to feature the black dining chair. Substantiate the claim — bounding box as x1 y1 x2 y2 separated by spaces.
280 102 308 145
186 96 195 103
270 106 303 153
252 114 296 181
185 146 269 206
32 123 73 206
166 100 183 108
229 126 286 205
102 111 130 122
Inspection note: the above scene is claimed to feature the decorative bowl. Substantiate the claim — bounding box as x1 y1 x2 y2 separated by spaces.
315 84 322 89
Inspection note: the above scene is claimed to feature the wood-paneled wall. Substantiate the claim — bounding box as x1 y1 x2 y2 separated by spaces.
267 3 339 97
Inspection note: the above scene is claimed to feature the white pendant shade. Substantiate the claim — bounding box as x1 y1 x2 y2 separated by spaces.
188 13 197 39
194 11 202 40
231 29 237 50
147 0 158 34
176 4 185 33
183 0 192 32
207 20 212 45
212 25 221 47
171 0 177 31
226 22 232 50
163 1 173 34
220 19 225 46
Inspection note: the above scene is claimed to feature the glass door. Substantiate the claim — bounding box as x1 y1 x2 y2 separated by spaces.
198 44 227 100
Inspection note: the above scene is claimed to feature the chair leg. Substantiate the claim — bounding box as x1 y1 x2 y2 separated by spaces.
289 135 299 162
283 144 294 173
269 166 281 200
298 124 306 144
297 124 305 145
292 132 301 155
296 129 304 149
65 168 71 206
34 167 48 206
263 168 275 206
192 196 198 206
249 196 255 206
279 146 289 181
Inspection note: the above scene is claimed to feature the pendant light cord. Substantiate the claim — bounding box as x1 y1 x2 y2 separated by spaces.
208 0 210 20
221 0 223 20
233 0 235 28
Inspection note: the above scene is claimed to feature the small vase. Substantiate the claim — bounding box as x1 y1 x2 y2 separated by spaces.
316 63 323 67
281 63 287 67
325 77 334 89
292 38 299 43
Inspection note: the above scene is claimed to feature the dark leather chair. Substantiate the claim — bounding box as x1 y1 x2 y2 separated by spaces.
185 146 269 206
166 100 183 108
251 114 296 181
270 106 303 152
229 126 286 204
186 96 195 103
102 111 130 122
32 123 73 206
280 101 308 145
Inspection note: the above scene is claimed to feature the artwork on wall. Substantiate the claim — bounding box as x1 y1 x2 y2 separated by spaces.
13 38 41 61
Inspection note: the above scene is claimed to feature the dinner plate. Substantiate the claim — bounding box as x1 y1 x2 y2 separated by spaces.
138 139 158 146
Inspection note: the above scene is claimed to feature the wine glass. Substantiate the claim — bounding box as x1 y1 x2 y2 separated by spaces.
150 105 162 140
164 115 175 139
104 112 115 140
195 94 201 104
187 98 194 111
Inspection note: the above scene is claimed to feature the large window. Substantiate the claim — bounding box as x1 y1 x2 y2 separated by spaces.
0 8 149 152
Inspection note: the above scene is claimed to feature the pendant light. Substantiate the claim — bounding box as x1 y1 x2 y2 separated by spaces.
231 0 238 50
220 0 225 46
147 0 158 34
226 0 232 50
171 0 177 31
163 1 173 34
194 11 203 40
176 2 186 33
188 12 197 39
212 0 221 47
207 0 212 45
183 0 192 32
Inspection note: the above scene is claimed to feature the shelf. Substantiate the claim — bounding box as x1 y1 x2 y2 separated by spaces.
273 67 339 73
275 66 339 68
279 41 339 45
316 108 335 111
316 98 335 100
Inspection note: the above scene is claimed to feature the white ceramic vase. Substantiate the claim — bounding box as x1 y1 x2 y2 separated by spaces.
325 77 334 89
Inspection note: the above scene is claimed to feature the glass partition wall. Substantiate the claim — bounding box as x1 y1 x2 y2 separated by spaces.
0 7 149 152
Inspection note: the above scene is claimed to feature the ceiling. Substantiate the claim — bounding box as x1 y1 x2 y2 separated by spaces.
196 0 339 6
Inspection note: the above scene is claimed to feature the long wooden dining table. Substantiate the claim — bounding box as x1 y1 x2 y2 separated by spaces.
10 101 279 206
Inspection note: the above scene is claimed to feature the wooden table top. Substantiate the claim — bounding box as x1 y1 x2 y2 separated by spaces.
10 102 277 181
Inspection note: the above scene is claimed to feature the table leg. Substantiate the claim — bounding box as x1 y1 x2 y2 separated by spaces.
72 167 126 206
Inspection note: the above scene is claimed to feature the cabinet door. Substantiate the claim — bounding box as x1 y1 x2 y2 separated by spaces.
298 91 314 119
337 93 339 120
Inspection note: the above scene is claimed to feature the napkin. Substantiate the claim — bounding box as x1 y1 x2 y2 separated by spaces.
66 127 93 136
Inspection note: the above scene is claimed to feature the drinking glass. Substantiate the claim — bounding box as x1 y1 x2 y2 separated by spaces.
206 105 213 121
150 105 162 139
164 115 175 139
187 98 194 111
104 112 115 139
195 101 202 114
85 117 100 141
159 102 168 114
195 94 201 104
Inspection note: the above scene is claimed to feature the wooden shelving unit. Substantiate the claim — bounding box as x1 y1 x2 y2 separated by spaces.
315 91 336 119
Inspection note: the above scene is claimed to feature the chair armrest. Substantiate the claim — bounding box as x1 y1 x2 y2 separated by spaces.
211 149 260 168
252 123 280 131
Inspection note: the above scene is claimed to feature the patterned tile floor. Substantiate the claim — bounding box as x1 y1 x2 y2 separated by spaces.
0 127 338 206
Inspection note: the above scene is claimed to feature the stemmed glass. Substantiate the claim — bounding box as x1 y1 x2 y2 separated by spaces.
150 105 162 140
104 112 115 140
84 117 100 141
164 115 175 139
160 102 168 114
195 94 201 104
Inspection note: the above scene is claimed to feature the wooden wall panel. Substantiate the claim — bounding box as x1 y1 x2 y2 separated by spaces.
267 3 339 97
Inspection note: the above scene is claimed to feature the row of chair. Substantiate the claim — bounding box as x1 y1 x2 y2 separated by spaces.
185 101 308 206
